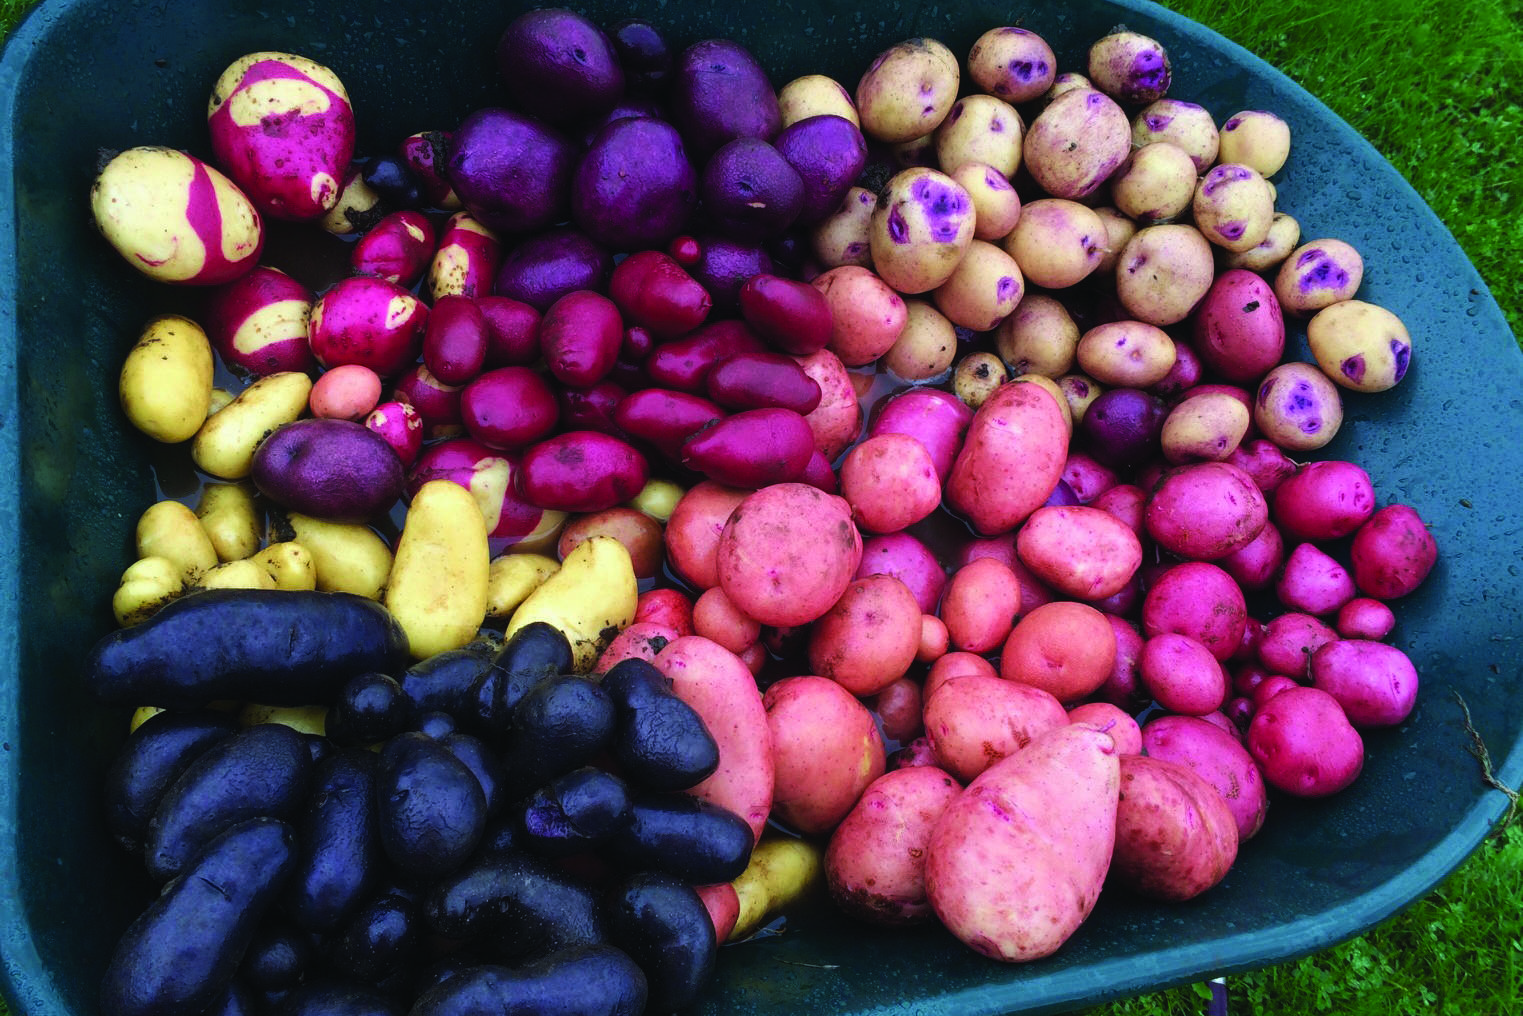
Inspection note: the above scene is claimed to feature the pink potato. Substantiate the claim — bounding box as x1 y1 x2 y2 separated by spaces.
939 558 1022 654
923 651 998 705
203 265 315 376
1257 612 1339 679
946 381 1070 536
1190 268 1285 383
1309 639 1419 727
591 620 683 674
1095 615 1147 710
1000 601 1117 705
1271 460 1376 542
811 265 909 367
1336 598 1396 640
691 585 761 655
635 588 695 636
764 675 887 835
1140 562 1248 662
308 275 429 377
1277 543 1356 616
1066 702 1142 755
1218 519 1285 592
808 575 923 697
924 724 1121 962
1089 483 1146 537
871 677 925 743
1350 504 1438 599
791 348 863 460
309 364 382 421
1226 438 1298 495
1015 505 1142 601
1252 674 1301 709
855 532 947 614
923 674 1069 784
1111 755 1239 902
1144 461 1267 561
1247 686 1364 797
918 614 950 663
1060 452 1120 505
868 387 975 483
1139 633 1229 716
515 431 649 513
654 635 776 841
717 482 863 627
1140 714 1267 841
840 434 942 534
663 481 749 590
825 766 962 926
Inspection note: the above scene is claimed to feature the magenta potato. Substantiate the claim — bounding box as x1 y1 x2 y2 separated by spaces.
573 116 698 252
407 438 564 552
668 38 782 160
646 319 768 393
350 210 435 288
774 114 869 225
495 8 624 123
1271 460 1375 542
682 407 815 488
705 350 822 414
1191 268 1285 383
868 387 975 483
251 418 405 522
308 276 428 378
460 366 560 451
446 107 577 235
608 251 713 339
737 274 833 356
1350 504 1439 599
398 130 456 209
203 266 315 377
556 379 627 437
540 290 625 388
614 388 727 461
516 431 650 512
422 295 488 385
691 236 776 312
491 226 612 312
699 137 805 241
477 296 542 367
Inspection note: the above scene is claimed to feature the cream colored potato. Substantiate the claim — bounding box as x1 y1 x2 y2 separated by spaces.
1252 361 1344 452
1161 391 1252 463
1045 72 1093 101
1109 142 1196 224
1115 223 1215 326
625 478 684 524
112 556 183 627
967 26 1057 104
119 315 215 444
1274 238 1365 317
1223 211 1300 272
191 370 312 479
854 37 960 143
949 161 1022 242
239 703 327 736
934 94 1023 177
811 185 877 268
777 73 859 127
1306 299 1412 393
485 551 561 618
136 499 218 583
274 512 391 598
199 559 278 591
870 168 976 295
931 239 1023 332
1218 109 1292 177
1003 198 1105 290
995 293 1078 378
952 351 1008 410
1022 87 1131 199
1076 320 1177 388
1131 99 1219 172
386 479 491 659
195 482 262 562
1058 373 1103 425
1193 164 1275 252
249 541 317 590
881 299 957 381
1091 205 1137 274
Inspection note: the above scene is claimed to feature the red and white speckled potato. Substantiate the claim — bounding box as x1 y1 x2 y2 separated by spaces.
825 766 962 926
945 380 1069 536
717 482 863 628
923 673 1069 784
792 347 863 459
654 635 775 843
1016 505 1142 601
427 211 503 302
206 52 355 221
1111 754 1239 901
924 724 1121 962
764 675 887 835
90 146 264 286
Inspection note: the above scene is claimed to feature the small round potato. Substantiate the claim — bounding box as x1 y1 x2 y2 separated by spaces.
952 351 1009 410
1193 164 1275 252
1022 88 1131 199
934 94 1023 177
1131 99 1219 172
967 26 1057 104
1003 198 1106 290
777 73 859 128
854 37 960 144
1253 361 1344 451
1114 224 1215 326
1091 205 1138 273
931 239 1023 332
1306 299 1412 393
811 265 909 366
1218 109 1292 177
1223 211 1301 272
1076 320 1177 388
1274 238 1365 317
870 168 976 295
1108 142 1197 224
995 293 1079 378
119 314 215 444
812 185 877 268
881 299 957 381
1058 373 1104 425
1087 30 1172 106
1045 72 1094 101
949 162 1022 241
1160 391 1252 464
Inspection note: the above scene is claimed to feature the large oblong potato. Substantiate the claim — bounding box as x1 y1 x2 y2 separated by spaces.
385 478 490 659
1111 754 1239 901
945 380 1069 536
119 315 215 444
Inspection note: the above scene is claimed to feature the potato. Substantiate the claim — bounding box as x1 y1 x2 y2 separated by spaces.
271 512 391 599
935 94 1023 177
386 479 491 659
251 418 406 524
112 557 184 627
1114 223 1215 326
839 433 941 534
811 185 876 268
764 675 886 835
1141 714 1267 841
931 239 1023 332
1022 88 1131 199
727 836 825 942
1191 268 1286 383
1306 299 1412 393
1145 461 1268 561
504 535 637 671
949 162 1022 243
1193 163 1275 252
938 557 1021 654
1309 639 1419 727
967 27 1057 104
1247 686 1364 797
1087 30 1172 105
792 348 863 460
1111 755 1238 901
136 500 219 587
1160 390 1251 464
691 585 760 655
1141 561 1249 662
1140 632 1229 715
198 560 277 591
484 551 559 619
557 506 664 580
1108 142 1196 225
1091 205 1137 273
880 299 957 381
924 724 1121 962
994 294 1078 378
248 541 316 591
777 73 859 128
1224 211 1301 272
119 315 215 444
193 482 262 563
1350 503 1438 599
870 168 976 295
945 380 1069 536
952 352 1008 410
1075 319 1177 388
1066 702 1142 755
1271 459 1379 546
807 574 922 697
191 370 313 480
811 265 909 366
1131 98 1219 171
825 766 961 926
1274 239 1364 318
716 482 862 627
999 600 1117 704
923 673 1067 784
1252 361 1344 452
854 37 960 143
663 480 749 591
1016 505 1142 601
1002 198 1105 290
1218 109 1292 177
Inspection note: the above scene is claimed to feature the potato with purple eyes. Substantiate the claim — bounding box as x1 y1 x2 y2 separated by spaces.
1022 88 1132 200
1131 98 1220 172
854 37 960 144
949 162 1022 241
995 294 1079 379
931 240 1024 332
869 168 977 294
1224 211 1301 272
1193 163 1275 252
777 73 860 128
812 185 877 268
1275 238 1365 317
1003 198 1106 290
1253 361 1344 452
1087 30 1172 106
1219 109 1292 178
967 26 1057 104
934 94 1024 178
1114 223 1215 327
1307 300 1413 393
1108 141 1197 224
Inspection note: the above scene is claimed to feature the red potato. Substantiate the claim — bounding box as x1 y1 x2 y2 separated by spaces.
364 399 423 468
646 321 767 394
923 674 1068 784
1140 562 1248 663
825 766 962 926
1139 633 1229 716
1144 461 1268 561
839 434 941 534
1089 482 1146 536
557 380 625 438
203 266 315 376
856 532 947 615
691 586 762 655
608 250 712 338
1067 702 1142 755
946 381 1070 536
923 651 999 705
791 348 862 460
308 275 428 377
1140 714 1268 841
1337 598 1396 640
1252 674 1300 709
352 210 436 288
918 614 950 663
421 294 488 385
739 274 834 356
427 211 502 302
663 481 750 590
1271 460 1375 542
939 558 1021 654
1310 639 1419 727
764 675 887 835
1111 755 1239 902
634 588 695 636
1350 504 1438 599
1000 601 1117 704
459 366 560 452
868 387 975 483
705 352 822 415
1016 506 1142 601
1247 686 1364 797
871 677 925 742
654 635 775 842
1191 268 1285 383
478 295 542 367
515 431 649 513
613 388 726 463
808 575 923 697
681 408 816 489
540 290 624 388
1219 519 1286 591
811 265 909 367
1258 612 1339 678
557 507 664 580
924 724 1121 962
591 620 683 674
1095 614 1147 710
1277 543 1356 616
391 364 462 439
716 482 863 627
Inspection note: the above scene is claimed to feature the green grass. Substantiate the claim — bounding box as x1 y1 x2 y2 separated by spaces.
3 0 1521 1015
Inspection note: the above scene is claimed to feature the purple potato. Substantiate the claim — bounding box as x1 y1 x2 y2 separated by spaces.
493 227 612 311
446 108 577 235
1079 388 1169 473
699 138 804 241
668 39 782 160
251 418 406 522
774 114 869 225
681 408 815 489
580 95 667 147
495 8 624 123
609 19 673 94
572 117 697 252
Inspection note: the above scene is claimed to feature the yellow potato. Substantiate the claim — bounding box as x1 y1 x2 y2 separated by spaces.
240 703 328 735
777 73 859 128
485 552 560 619
136 499 218 583
995 293 1079 378
112 556 184 627
196 481 262 562
881 299 956 382
192 370 312 479
625 478 684 524
250 541 318 591
385 479 491 659
729 835 825 942
128 706 165 734
118 315 214 443
854 37 960 144
199 559 277 591
504 535 637 672
274 512 391 598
